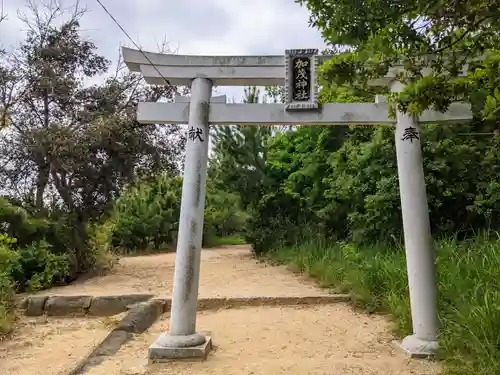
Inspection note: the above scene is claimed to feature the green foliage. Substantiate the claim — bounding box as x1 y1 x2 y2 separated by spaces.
247 116 500 250
109 173 248 254
0 198 56 248
18 241 70 292
0 227 72 337
0 234 21 279
203 235 246 248
203 183 250 246
0 271 15 335
298 0 500 121
0 232 70 335
111 173 182 253
0 198 71 288
0 234 17 334
270 233 500 375
86 220 118 273
210 87 273 210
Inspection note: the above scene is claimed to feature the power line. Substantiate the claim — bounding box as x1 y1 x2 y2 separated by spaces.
95 0 178 93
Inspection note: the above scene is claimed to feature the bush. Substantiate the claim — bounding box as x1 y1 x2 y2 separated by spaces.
17 241 70 292
0 271 15 335
0 198 74 289
86 220 118 273
203 185 249 246
0 234 19 335
111 173 249 254
248 124 500 255
268 233 500 375
111 173 182 253
0 230 71 293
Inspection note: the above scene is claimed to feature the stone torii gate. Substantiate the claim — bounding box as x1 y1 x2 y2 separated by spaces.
123 47 472 361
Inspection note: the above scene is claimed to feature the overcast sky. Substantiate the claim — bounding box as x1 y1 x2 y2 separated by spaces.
0 0 327 101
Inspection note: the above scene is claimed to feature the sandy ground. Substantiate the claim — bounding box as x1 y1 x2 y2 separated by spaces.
38 245 328 298
7 245 441 375
0 315 123 375
86 305 440 375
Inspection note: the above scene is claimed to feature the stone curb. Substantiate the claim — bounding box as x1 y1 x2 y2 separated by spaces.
157 294 351 313
17 294 351 317
67 299 166 375
17 294 155 317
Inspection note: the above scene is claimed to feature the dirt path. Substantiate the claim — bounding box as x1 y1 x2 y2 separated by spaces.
0 315 120 375
5 245 440 375
87 306 438 375
38 245 328 298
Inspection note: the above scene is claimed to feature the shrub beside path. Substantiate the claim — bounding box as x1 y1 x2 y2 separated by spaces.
3 245 439 375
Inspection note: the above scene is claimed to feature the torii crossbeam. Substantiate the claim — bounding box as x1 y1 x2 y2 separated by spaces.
123 47 472 362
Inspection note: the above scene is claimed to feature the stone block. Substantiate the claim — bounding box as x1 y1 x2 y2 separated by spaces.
15 297 29 310
397 335 438 359
91 330 132 357
149 336 212 362
115 299 164 334
45 295 92 316
88 294 155 316
25 296 48 316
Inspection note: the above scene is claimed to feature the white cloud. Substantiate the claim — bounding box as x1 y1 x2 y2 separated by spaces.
0 0 326 101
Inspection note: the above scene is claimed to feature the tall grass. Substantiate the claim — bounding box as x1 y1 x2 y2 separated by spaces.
268 233 500 375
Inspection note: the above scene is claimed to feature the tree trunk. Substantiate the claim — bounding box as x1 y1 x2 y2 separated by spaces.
73 216 90 273
35 88 51 214
35 160 50 214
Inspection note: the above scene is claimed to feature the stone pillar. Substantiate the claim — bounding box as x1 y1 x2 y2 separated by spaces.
149 77 213 360
390 83 439 357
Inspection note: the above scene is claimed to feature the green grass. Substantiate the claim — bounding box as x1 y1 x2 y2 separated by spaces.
267 233 500 375
203 235 247 248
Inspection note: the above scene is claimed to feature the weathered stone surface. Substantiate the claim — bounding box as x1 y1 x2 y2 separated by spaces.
67 330 133 375
195 295 352 311
25 296 48 316
45 295 92 316
15 297 29 310
149 336 212 362
88 294 155 316
115 299 164 333
66 300 163 375
91 330 132 357
397 335 438 359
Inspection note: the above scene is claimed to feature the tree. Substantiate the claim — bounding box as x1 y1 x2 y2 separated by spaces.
0 2 185 270
296 0 500 121
210 86 272 209
0 1 109 212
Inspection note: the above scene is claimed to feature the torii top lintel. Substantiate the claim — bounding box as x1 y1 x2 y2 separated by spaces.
121 47 409 87
123 47 472 124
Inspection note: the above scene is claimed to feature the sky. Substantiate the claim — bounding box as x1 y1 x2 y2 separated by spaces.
0 0 327 101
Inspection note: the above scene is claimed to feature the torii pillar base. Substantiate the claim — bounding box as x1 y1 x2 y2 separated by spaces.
149 333 213 362
397 335 438 359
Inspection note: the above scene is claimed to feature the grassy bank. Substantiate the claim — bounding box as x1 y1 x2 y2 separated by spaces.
268 234 500 375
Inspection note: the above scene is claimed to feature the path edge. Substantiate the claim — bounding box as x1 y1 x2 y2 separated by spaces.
53 294 350 375
66 298 165 375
